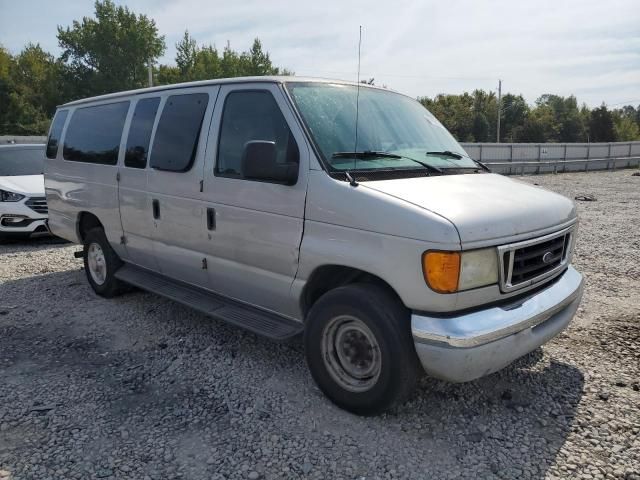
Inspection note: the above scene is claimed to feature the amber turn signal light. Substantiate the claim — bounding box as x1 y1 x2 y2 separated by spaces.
422 251 461 293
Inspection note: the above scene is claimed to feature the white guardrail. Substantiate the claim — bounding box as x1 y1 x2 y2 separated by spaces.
461 141 640 175
0 135 47 145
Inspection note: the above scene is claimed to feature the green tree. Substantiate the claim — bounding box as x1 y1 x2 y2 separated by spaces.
175 30 197 78
192 45 221 80
589 105 616 142
500 94 529 142
535 94 585 142
419 93 476 141
613 115 640 141
514 105 557 143
0 46 14 133
57 0 166 96
241 38 279 75
0 43 63 134
472 113 490 142
155 64 181 85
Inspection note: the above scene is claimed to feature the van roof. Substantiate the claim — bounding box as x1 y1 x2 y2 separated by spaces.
60 76 394 108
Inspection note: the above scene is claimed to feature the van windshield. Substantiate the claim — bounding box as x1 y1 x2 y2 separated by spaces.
286 82 476 172
0 147 45 176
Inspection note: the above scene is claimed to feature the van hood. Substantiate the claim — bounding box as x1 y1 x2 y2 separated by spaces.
0 175 45 197
360 173 576 246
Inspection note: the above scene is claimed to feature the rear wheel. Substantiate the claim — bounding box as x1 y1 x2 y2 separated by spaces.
83 228 124 297
304 283 422 415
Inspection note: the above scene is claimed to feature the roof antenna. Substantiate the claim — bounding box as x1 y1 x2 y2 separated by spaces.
354 25 362 161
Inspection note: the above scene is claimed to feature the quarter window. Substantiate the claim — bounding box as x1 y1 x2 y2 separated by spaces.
125 97 160 168
63 102 130 165
216 91 298 178
46 110 68 159
150 93 209 172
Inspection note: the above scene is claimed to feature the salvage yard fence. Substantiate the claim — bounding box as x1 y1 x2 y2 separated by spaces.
461 141 640 175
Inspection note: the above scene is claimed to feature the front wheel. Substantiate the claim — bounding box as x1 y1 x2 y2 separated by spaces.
304 283 422 415
83 228 124 298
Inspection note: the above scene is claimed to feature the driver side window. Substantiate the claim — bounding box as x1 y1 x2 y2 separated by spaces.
215 90 298 178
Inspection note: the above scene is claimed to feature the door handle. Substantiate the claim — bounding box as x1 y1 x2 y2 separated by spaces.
206 207 216 230
152 199 160 219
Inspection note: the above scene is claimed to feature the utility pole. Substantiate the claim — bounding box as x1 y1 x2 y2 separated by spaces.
496 79 502 143
148 59 153 87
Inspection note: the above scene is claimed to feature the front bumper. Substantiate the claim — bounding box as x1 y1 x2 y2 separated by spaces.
0 199 49 237
412 266 584 382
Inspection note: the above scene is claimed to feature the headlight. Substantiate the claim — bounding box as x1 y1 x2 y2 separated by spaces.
0 189 25 202
422 248 498 293
458 248 499 290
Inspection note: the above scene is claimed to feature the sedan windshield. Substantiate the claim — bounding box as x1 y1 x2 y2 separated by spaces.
0 147 45 176
286 82 476 171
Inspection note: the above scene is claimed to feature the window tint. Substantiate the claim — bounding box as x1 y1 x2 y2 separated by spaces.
0 147 45 176
63 102 129 165
150 93 208 172
125 97 160 168
46 110 68 159
216 91 298 177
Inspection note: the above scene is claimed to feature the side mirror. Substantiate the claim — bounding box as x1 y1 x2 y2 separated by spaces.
241 140 298 185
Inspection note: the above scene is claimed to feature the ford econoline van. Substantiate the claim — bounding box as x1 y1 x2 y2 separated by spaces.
44 77 584 415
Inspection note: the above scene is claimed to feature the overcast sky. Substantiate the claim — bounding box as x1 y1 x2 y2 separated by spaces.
1 0 639 107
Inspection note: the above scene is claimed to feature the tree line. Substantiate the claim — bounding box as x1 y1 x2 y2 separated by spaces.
419 91 639 143
1 0 638 143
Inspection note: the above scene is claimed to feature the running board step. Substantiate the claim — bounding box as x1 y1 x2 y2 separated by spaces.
115 264 303 341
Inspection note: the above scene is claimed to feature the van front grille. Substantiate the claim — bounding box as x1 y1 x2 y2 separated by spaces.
498 227 574 293
25 197 48 214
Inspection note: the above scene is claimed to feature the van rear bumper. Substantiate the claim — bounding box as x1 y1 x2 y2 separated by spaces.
411 266 583 383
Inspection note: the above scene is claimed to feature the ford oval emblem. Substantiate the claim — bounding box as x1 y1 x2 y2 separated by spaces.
542 251 554 264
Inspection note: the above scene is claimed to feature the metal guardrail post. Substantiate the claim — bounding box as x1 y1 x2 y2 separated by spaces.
563 144 567 173
510 144 513 175
585 144 590 172
537 144 542 174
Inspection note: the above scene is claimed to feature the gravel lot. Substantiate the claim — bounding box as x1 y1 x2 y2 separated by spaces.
1 169 639 480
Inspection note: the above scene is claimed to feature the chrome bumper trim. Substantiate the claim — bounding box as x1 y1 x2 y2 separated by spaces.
412 266 583 348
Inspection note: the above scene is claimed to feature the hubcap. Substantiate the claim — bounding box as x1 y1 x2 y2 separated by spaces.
87 242 107 285
321 315 381 392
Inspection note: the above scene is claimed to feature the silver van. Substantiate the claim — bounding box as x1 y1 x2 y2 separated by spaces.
44 77 584 415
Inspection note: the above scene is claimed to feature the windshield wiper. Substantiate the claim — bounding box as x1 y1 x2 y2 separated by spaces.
332 151 443 174
332 150 402 159
426 150 463 159
426 150 491 172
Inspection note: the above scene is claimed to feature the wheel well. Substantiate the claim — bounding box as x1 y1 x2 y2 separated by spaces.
301 265 403 317
77 212 103 242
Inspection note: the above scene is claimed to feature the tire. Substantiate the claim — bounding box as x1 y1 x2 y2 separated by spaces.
83 227 124 298
304 283 422 415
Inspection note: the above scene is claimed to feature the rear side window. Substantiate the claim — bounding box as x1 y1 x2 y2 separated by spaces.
150 93 209 172
125 97 160 168
63 102 130 165
46 110 68 159
216 91 297 177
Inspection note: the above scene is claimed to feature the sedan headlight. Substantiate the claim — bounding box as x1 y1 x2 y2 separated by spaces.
422 248 498 293
0 189 25 202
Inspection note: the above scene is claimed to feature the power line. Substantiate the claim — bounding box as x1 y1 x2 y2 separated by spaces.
607 99 640 107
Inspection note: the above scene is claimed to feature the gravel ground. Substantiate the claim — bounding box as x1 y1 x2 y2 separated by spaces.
1 169 639 480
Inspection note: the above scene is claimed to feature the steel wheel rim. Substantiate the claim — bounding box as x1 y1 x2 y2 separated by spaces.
87 242 107 285
321 315 381 393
